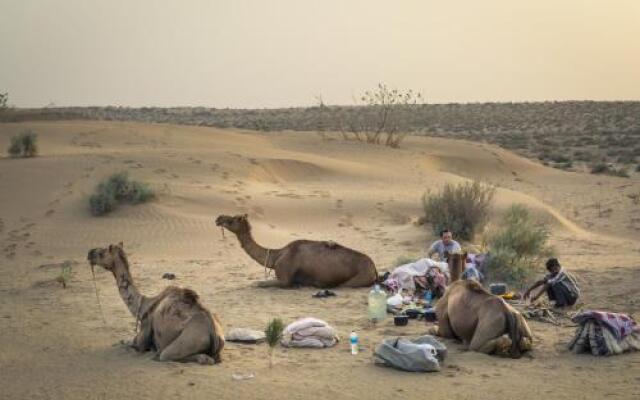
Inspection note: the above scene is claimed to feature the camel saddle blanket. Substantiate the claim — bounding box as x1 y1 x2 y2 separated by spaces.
568 311 640 356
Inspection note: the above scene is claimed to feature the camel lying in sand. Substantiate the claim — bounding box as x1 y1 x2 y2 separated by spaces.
428 280 533 358
87 243 224 364
215 214 378 288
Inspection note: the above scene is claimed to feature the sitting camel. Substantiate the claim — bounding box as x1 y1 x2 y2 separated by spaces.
428 280 533 358
87 242 224 364
215 214 378 288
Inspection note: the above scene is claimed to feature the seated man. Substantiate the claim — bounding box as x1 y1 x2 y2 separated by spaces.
427 229 461 261
524 258 580 307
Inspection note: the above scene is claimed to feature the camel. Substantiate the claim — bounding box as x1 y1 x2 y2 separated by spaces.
446 251 466 283
87 242 224 364
215 214 378 288
428 280 533 358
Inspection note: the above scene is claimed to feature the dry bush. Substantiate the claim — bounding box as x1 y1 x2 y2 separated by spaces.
483 205 555 285
422 181 495 241
7 131 38 158
89 172 155 216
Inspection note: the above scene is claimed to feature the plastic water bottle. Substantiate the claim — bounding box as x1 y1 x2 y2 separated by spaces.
424 289 433 306
349 331 359 355
368 284 387 322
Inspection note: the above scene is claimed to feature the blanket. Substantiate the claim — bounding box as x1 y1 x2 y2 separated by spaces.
384 258 449 293
568 311 640 356
572 311 638 341
281 317 339 348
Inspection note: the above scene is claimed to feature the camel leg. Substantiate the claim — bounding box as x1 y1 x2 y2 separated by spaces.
132 317 154 352
340 269 376 288
468 316 505 355
157 314 215 364
428 312 456 339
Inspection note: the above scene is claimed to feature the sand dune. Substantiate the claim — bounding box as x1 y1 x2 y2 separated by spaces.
0 121 638 400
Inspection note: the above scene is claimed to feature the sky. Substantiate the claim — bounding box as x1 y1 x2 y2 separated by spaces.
1 0 639 108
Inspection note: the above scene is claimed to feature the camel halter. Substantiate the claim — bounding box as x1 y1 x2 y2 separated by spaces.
90 265 108 326
263 248 272 278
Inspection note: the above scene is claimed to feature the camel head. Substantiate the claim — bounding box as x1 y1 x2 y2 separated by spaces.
87 242 127 272
215 214 250 234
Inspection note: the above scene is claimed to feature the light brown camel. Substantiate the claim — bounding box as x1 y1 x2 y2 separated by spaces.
87 243 224 364
215 214 378 288
428 280 533 358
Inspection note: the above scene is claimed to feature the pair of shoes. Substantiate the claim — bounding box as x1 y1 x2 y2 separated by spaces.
312 289 337 298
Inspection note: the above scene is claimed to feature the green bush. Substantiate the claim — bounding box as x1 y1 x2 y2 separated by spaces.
484 204 554 285
89 172 155 216
422 181 495 241
7 131 38 158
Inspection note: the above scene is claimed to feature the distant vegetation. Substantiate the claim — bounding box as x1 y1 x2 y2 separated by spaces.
483 204 555 285
0 92 8 110
7 130 38 158
590 162 630 178
2 101 639 171
89 172 155 216
422 181 495 241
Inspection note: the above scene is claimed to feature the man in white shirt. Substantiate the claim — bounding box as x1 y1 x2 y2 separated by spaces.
427 229 461 261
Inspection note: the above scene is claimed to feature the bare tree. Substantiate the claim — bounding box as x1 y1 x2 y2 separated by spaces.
339 84 423 148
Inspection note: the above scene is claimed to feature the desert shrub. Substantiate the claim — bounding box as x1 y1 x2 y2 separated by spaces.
7 131 38 158
89 172 155 216
590 163 629 177
483 204 554 285
422 181 495 241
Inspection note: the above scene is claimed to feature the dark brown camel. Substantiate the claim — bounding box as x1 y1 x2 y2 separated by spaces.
215 214 378 288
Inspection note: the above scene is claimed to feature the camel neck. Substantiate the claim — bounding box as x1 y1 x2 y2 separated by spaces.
110 254 146 318
236 230 275 269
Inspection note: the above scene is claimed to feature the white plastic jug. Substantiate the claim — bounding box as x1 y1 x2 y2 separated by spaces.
368 284 387 322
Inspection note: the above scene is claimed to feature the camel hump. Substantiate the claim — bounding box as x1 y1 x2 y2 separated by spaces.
181 288 200 304
323 240 342 249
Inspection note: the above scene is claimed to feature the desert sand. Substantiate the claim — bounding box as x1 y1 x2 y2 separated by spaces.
1 121 639 400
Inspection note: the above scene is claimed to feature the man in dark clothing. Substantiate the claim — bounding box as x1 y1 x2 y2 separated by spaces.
524 258 580 307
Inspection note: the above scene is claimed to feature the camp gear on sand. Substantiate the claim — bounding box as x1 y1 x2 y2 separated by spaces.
281 318 339 348
384 258 449 293
374 336 446 372
225 328 266 344
368 284 387 322
568 311 640 356
312 289 336 298
394 315 409 326
490 283 507 295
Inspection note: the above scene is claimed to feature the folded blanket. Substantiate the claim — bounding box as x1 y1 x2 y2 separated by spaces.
281 318 339 348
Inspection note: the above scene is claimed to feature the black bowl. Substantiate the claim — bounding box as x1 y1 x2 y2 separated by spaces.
394 315 409 326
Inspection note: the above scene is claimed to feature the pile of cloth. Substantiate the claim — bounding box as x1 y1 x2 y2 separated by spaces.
383 258 449 294
280 317 339 348
568 310 640 356
374 335 447 372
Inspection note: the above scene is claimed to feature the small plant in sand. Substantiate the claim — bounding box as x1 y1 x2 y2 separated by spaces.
483 204 555 285
265 318 284 368
89 172 155 216
55 261 73 288
422 180 495 241
7 130 38 158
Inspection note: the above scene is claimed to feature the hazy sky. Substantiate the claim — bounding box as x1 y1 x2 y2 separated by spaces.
1 0 639 108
